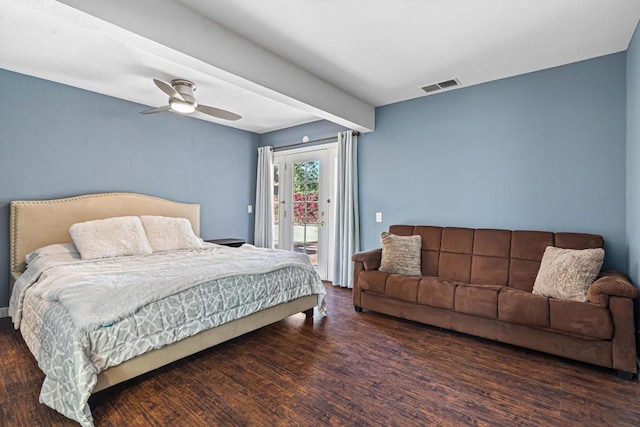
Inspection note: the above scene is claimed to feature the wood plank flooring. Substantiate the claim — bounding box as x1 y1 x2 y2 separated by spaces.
2 283 640 426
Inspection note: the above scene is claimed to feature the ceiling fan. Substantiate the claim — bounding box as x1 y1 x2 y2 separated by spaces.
140 79 242 121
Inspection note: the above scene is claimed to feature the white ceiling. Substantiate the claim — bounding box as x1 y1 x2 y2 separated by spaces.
1 0 639 134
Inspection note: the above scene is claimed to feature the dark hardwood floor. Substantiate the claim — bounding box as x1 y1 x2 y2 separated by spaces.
2 283 640 426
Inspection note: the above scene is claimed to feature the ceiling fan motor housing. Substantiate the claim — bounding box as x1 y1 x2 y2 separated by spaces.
171 79 197 104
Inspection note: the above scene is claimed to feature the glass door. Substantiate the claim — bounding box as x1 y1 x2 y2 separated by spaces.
292 159 321 265
272 162 281 250
273 146 335 280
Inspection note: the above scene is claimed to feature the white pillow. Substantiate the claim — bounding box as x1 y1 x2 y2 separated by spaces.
532 246 604 302
69 216 153 260
140 215 203 252
379 231 422 276
25 242 79 264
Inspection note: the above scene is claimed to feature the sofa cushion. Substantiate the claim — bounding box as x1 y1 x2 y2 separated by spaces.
441 227 474 253
508 259 541 292
549 299 613 339
389 224 415 236
414 226 443 276
358 270 389 295
473 229 511 257
417 277 460 310
471 256 509 286
555 232 604 250
510 231 554 261
386 274 420 303
421 251 440 277
454 284 502 319
498 288 549 328
438 228 475 282
532 246 604 302
413 226 443 251
439 252 472 283
508 231 552 292
379 232 422 276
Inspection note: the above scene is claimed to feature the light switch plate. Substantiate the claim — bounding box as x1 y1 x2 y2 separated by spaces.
248 205 253 213
375 212 382 223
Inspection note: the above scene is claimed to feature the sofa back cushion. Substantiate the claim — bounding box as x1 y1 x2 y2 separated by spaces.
509 231 554 291
439 227 475 282
473 229 511 286
410 226 442 277
388 225 604 292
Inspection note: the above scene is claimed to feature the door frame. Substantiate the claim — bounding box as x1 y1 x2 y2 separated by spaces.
273 143 337 280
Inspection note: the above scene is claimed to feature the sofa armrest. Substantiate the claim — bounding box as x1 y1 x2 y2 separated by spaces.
352 248 382 271
587 270 638 307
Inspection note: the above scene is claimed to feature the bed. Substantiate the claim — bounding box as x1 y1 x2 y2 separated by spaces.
8 192 325 426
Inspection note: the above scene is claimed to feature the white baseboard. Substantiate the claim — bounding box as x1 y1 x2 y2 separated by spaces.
0 307 8 318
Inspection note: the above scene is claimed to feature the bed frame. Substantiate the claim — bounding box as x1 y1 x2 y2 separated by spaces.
9 192 317 393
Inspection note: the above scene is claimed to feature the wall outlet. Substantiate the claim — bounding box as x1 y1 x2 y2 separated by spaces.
375 212 382 223
248 205 253 213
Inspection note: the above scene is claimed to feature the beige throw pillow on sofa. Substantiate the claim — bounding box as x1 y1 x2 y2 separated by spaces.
379 232 422 276
532 246 604 302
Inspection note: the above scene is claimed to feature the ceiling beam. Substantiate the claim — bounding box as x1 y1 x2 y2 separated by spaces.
55 0 375 132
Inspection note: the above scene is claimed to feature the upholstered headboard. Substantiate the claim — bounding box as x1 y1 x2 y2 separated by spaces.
10 192 201 274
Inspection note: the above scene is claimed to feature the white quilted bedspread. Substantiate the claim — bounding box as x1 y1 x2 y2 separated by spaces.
10 245 325 426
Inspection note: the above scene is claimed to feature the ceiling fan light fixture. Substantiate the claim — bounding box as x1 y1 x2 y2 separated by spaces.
169 98 196 114
142 78 241 120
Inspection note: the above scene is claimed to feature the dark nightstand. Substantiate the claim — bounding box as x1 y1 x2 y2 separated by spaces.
205 238 246 248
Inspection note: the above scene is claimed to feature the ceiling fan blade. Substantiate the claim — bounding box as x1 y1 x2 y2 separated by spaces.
140 105 172 115
153 79 184 101
196 104 242 121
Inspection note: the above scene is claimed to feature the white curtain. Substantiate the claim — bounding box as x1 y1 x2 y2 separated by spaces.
332 131 360 288
254 146 274 248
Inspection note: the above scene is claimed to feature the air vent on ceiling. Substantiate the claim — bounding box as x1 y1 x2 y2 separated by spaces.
421 78 461 94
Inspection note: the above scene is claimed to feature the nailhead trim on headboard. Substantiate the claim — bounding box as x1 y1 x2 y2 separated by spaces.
10 201 18 275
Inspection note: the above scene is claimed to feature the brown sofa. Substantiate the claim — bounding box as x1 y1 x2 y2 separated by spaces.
352 225 639 378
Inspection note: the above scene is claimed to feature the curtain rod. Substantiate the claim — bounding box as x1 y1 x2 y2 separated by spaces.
273 130 360 151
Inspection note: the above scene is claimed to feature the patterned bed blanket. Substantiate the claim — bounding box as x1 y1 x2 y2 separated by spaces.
10 245 325 426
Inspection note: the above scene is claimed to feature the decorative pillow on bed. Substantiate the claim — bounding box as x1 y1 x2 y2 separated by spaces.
379 231 422 276
25 242 79 264
532 246 604 302
69 216 153 260
140 215 203 252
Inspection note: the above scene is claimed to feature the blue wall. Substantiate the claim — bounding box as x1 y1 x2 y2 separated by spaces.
264 53 628 272
361 53 627 271
0 69 259 307
628 21 640 288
